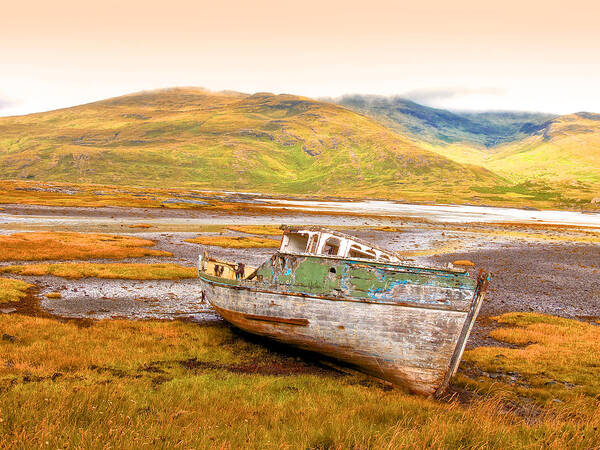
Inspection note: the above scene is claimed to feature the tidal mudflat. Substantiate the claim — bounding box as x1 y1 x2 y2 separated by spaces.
2 202 597 326
1 201 599 447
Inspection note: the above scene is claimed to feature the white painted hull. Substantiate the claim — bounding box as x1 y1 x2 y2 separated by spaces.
199 275 484 396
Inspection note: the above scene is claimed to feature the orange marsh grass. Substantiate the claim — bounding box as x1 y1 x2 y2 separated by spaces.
0 277 33 303
0 263 197 280
226 225 283 236
128 223 153 229
0 232 171 261
186 235 280 248
1 313 600 448
459 313 600 406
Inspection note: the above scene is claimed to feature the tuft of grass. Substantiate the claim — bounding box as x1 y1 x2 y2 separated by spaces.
128 223 153 229
186 235 280 248
0 232 170 261
226 225 283 236
453 259 475 266
0 314 599 448
458 313 600 405
0 278 33 304
0 263 197 280
44 292 62 299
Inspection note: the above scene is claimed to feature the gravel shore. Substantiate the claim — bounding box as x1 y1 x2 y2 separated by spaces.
1 204 598 349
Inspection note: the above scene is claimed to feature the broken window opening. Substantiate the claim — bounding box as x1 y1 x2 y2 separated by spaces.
322 237 341 256
307 234 319 254
284 233 309 253
348 245 376 260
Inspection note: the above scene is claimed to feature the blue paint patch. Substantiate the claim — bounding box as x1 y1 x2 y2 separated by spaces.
368 280 452 305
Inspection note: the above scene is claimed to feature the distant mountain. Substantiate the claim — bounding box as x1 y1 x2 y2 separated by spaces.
329 94 599 205
487 113 600 184
0 88 498 201
0 88 597 208
333 95 556 148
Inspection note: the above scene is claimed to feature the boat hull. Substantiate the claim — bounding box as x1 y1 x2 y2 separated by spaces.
199 274 485 396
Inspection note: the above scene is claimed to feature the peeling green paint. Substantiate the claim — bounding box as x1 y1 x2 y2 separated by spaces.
249 254 475 308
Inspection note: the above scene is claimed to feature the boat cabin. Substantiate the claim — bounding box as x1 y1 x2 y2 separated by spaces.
279 226 401 263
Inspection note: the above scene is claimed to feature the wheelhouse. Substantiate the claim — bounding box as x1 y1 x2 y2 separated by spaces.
279 226 401 263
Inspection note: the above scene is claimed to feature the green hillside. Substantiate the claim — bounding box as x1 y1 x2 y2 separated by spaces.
332 95 599 206
0 88 598 208
425 113 600 188
333 95 555 147
0 88 498 202
487 113 600 184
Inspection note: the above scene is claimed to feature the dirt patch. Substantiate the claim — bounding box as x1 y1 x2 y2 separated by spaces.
179 357 338 376
229 360 340 376
1 286 95 327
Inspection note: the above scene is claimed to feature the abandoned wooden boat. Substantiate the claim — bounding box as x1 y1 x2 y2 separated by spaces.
196 226 490 396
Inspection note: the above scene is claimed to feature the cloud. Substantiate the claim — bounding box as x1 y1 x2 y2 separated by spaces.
402 87 505 105
0 97 17 110
0 95 23 116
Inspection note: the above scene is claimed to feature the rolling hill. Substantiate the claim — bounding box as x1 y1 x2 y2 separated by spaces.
0 88 499 202
333 95 555 148
331 95 600 206
418 112 600 196
0 88 598 208
487 113 600 183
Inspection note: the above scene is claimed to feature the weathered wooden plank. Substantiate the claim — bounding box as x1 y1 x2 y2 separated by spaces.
202 279 471 396
196 230 489 396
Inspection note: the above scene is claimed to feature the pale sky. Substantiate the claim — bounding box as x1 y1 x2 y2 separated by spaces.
2 0 599 116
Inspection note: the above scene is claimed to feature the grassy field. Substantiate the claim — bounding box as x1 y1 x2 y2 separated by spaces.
0 232 170 261
1 176 598 215
458 313 600 405
227 225 284 236
186 235 281 249
0 312 598 448
0 263 197 280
